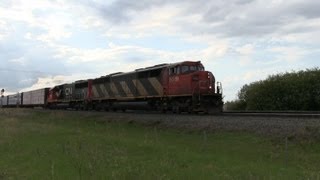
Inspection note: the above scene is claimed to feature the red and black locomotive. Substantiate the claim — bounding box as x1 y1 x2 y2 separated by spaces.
47 61 223 113
1 61 223 113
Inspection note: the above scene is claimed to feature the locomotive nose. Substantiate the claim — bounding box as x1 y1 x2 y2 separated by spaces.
207 71 215 93
192 71 215 93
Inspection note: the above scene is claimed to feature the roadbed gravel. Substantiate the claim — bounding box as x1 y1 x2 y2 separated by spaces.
90 111 320 139
2 109 320 139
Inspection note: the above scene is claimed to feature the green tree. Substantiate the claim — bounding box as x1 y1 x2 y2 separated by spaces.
226 68 320 111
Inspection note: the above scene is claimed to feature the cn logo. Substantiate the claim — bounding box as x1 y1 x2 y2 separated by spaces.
65 88 72 95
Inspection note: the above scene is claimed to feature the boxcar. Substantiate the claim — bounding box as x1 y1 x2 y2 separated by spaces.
7 93 22 107
22 88 49 107
1 96 8 107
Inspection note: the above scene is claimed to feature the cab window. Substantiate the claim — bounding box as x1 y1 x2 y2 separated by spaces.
169 66 180 75
181 66 189 73
170 64 204 75
190 66 197 71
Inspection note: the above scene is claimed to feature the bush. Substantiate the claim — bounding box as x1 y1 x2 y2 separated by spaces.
224 100 246 111
230 68 320 111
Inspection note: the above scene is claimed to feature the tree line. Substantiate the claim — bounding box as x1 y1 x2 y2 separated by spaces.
225 68 320 111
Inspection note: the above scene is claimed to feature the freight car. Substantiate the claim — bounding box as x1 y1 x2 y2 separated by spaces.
22 88 49 107
7 93 22 107
1 96 8 107
47 61 223 113
0 89 49 108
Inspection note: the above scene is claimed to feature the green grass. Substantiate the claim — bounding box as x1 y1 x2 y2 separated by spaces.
0 109 320 179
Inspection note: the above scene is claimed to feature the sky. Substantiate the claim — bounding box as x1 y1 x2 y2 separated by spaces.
0 0 320 101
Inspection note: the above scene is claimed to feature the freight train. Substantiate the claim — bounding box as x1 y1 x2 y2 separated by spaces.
0 61 223 113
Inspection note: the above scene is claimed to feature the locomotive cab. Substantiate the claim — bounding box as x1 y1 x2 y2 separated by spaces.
166 61 223 113
167 61 219 96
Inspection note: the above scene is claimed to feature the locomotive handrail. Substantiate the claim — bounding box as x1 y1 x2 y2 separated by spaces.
217 82 223 94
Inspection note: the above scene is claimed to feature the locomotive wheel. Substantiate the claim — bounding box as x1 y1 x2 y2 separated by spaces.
160 106 167 113
172 106 181 114
160 102 167 113
94 105 101 111
176 106 181 114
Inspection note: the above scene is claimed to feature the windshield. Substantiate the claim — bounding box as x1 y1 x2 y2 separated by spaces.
180 65 204 73
169 64 205 75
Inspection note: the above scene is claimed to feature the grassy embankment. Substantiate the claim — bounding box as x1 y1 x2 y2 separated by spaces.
0 109 320 179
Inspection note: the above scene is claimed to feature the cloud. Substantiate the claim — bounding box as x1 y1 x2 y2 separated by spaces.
52 41 228 69
87 0 173 24
0 0 319 101
194 0 320 37
83 0 320 37
0 20 11 40
20 74 93 92
236 44 254 55
269 46 309 62
9 57 27 65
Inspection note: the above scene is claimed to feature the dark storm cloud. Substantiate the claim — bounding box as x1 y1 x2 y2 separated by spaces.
83 0 320 37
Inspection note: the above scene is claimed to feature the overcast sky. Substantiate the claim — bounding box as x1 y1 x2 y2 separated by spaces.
1 0 319 100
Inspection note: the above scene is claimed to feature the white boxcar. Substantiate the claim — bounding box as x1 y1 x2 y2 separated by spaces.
22 88 48 106
8 93 22 106
1 96 8 106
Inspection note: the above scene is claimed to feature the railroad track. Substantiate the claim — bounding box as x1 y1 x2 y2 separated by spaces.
222 111 320 118
2 108 320 138
7 108 320 118
98 109 320 118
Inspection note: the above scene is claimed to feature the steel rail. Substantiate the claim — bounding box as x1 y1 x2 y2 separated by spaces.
222 111 320 118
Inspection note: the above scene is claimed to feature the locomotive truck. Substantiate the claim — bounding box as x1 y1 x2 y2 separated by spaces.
1 61 223 113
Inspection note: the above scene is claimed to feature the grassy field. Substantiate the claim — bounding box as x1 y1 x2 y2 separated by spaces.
0 109 320 179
